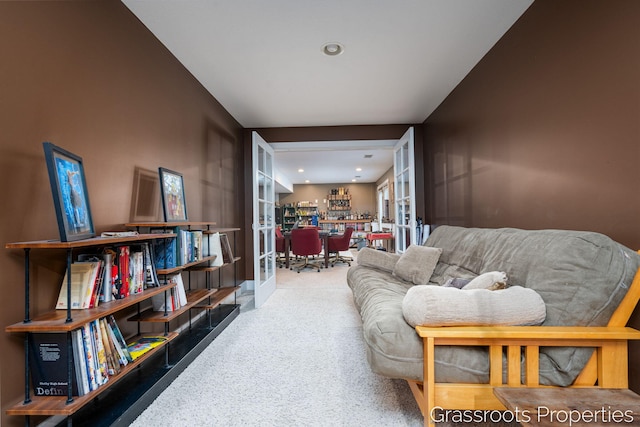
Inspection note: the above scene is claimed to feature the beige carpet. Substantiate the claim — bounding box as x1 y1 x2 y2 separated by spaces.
130 250 518 427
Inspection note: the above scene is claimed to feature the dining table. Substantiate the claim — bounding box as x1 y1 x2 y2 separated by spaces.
283 230 332 269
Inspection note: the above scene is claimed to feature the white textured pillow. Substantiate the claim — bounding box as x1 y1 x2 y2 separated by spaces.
402 285 546 327
462 271 508 290
392 245 442 286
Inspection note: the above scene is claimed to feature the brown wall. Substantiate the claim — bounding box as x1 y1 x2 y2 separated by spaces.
0 2 244 425
423 0 640 391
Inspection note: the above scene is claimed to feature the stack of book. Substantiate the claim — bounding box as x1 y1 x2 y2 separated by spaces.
150 274 188 312
55 244 159 309
151 228 204 268
29 316 133 397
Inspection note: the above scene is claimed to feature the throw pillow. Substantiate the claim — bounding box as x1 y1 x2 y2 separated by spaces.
402 285 546 327
356 247 401 273
462 271 508 290
392 245 442 286
443 277 471 289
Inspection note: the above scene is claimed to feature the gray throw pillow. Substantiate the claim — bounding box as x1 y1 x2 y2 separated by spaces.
392 245 442 286
356 247 401 273
443 277 471 289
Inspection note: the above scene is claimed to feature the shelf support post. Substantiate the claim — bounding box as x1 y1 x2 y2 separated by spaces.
66 331 74 404
23 248 31 323
65 249 73 323
23 333 32 405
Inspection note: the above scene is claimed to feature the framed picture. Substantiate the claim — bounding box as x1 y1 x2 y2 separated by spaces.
158 167 188 222
43 142 95 242
130 166 161 222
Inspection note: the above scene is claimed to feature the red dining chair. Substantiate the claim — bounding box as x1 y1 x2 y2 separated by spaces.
290 228 323 272
327 227 354 267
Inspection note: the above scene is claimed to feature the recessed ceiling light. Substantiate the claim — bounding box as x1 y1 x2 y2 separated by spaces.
298 168 304 173
322 42 344 56
351 179 357 182
355 167 362 172
305 179 310 183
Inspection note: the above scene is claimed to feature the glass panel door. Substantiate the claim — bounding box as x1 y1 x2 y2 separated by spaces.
393 127 416 253
252 131 276 307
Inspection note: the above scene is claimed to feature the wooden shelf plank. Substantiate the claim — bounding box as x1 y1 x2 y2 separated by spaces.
203 227 241 234
5 233 175 250
5 285 177 333
318 219 371 224
6 332 178 416
127 288 218 323
188 257 241 272
186 264 222 272
192 286 239 310
156 255 218 275
125 221 216 228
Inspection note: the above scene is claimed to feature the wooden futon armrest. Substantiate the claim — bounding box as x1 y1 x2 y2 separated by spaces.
415 325 640 342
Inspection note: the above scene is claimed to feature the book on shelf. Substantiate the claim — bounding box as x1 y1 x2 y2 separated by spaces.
98 318 120 376
100 231 139 238
115 246 130 299
152 227 215 268
142 242 160 288
77 255 107 308
107 315 133 363
129 248 144 295
80 323 99 391
151 229 178 269
127 336 168 360
151 274 187 312
104 318 129 367
89 320 109 386
28 333 81 397
219 233 234 263
78 250 116 303
71 329 90 395
191 230 203 261
55 261 102 310
202 232 224 267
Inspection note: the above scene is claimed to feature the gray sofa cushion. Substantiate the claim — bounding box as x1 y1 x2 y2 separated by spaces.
347 226 640 386
392 245 442 285
356 247 401 273
347 265 489 383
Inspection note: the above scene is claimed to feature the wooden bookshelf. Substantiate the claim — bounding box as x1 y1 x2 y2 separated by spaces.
5 233 173 250
6 332 178 416
192 286 240 310
4 223 242 423
127 288 219 323
156 254 218 275
5 284 176 333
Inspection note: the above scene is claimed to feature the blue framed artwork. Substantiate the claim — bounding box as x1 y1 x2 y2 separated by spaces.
43 142 95 242
158 167 188 222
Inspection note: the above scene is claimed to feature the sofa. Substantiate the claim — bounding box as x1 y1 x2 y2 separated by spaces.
347 226 640 421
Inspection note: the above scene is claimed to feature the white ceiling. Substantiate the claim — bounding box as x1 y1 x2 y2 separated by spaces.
122 0 533 185
270 139 396 190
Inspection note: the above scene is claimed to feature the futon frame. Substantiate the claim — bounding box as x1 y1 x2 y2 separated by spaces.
408 254 640 427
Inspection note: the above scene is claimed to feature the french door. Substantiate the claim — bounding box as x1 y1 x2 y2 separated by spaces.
393 127 416 253
252 131 276 307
